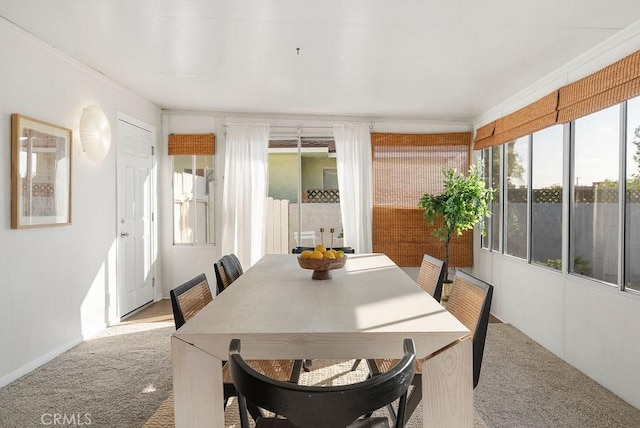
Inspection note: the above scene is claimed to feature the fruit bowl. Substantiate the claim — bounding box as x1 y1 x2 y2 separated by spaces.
297 255 347 280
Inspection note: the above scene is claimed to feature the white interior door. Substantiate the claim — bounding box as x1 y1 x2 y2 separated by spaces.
117 117 154 317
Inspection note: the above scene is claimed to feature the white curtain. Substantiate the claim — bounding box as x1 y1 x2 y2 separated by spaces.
221 123 269 268
333 123 373 253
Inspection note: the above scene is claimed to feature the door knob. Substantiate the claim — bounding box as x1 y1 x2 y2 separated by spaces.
120 232 129 238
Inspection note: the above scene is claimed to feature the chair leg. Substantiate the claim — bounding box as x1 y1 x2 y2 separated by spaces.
350 358 362 371
237 394 250 428
402 376 423 426
246 401 264 422
290 359 304 383
302 359 313 372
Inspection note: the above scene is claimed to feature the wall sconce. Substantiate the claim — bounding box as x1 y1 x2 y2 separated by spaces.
79 105 111 162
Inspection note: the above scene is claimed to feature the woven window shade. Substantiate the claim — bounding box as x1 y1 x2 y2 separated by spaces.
558 50 640 123
168 133 215 155
474 91 558 149
371 132 473 267
473 50 640 149
473 121 496 150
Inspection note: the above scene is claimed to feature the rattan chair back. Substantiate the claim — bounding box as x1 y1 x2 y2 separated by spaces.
446 270 494 387
416 254 446 302
221 254 242 283
169 273 213 330
366 270 493 424
214 260 232 295
227 253 244 275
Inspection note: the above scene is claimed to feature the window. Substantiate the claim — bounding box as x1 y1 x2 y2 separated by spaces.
491 145 502 252
172 155 215 244
168 133 215 245
531 125 564 270
323 168 338 189
267 138 342 250
626 96 640 292
571 105 620 284
505 136 529 259
481 148 491 249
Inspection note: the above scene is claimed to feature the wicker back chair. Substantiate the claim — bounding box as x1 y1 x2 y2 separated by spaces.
169 273 213 330
221 254 243 282
445 270 493 388
170 273 303 421
214 254 244 294
213 260 232 295
229 338 416 428
226 253 244 275
367 270 493 424
416 253 446 303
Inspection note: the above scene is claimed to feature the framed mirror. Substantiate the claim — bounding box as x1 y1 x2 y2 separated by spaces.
11 114 72 228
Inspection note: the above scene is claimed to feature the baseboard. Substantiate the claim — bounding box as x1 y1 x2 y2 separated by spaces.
0 337 83 388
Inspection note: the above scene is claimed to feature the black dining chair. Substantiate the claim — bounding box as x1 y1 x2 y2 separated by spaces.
229 338 416 428
170 273 303 421
221 253 243 282
416 253 447 303
366 270 493 425
213 253 244 295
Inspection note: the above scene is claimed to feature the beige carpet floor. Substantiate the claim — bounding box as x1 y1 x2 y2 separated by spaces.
3 320 640 427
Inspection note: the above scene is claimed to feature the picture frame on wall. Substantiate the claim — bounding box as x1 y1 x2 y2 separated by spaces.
11 114 72 229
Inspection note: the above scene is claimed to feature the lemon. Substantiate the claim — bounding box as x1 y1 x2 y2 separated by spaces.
300 250 313 259
323 251 336 260
336 250 345 258
314 244 327 253
309 250 324 260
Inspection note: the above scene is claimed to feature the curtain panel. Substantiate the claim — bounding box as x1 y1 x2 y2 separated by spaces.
371 132 473 267
221 124 269 268
333 123 373 253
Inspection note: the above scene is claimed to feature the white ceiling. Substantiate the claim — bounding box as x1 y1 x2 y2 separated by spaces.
2 0 640 122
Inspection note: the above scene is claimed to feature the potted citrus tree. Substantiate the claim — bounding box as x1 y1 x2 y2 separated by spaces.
418 160 493 283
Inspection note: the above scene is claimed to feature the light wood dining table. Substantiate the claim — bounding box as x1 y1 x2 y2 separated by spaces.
172 253 474 427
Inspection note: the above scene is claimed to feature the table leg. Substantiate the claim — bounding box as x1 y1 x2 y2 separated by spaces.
172 336 225 427
421 335 474 428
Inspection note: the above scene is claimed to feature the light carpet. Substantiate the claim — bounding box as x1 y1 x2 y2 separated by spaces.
2 321 640 427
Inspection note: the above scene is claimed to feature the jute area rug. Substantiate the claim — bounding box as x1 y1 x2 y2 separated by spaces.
144 358 488 428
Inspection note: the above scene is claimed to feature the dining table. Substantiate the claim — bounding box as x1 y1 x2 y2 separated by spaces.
171 253 474 427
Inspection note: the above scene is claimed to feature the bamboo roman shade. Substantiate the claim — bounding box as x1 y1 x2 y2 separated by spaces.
371 132 473 267
493 91 559 146
473 121 496 150
168 133 215 155
558 50 640 123
474 49 640 148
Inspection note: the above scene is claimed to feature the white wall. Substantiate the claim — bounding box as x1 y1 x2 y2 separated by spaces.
0 19 161 386
471 22 640 409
